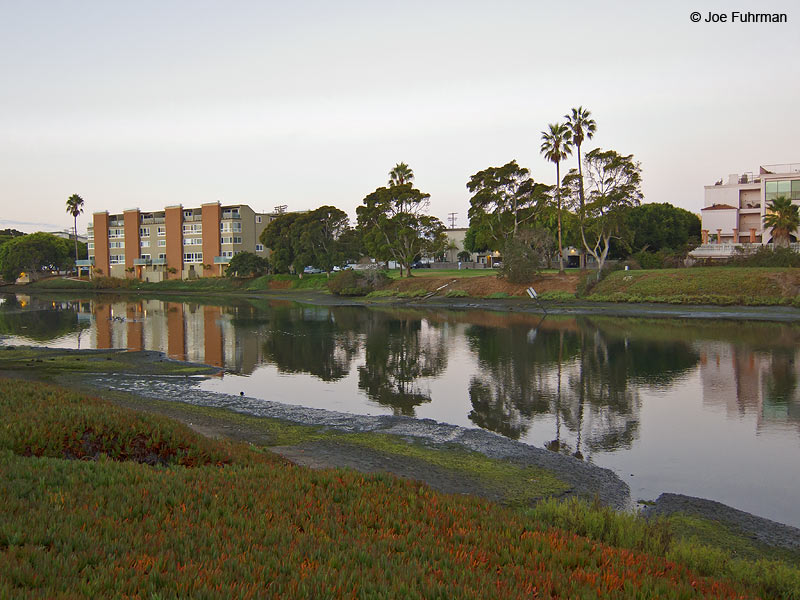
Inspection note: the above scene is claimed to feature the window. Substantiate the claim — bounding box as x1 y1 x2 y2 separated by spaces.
183 210 193 218
108 228 124 239
256 244 264 251
109 241 124 249
140 240 150 248
183 223 202 234
157 226 166 236
183 238 202 246
109 255 124 265
140 254 150 261
766 179 800 203
158 239 167 247
220 222 242 233
88 242 94 250
256 216 262 224
222 208 240 219
139 227 150 237
183 252 203 263
221 236 242 244
158 253 166 260
221 250 234 258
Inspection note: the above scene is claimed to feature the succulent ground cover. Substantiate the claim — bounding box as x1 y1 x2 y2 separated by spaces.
0 379 768 598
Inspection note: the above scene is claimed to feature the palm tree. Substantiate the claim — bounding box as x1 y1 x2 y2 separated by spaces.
540 123 572 272
65 194 85 271
389 162 414 187
564 107 596 269
764 196 800 248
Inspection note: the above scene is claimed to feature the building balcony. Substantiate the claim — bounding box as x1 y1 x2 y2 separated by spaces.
151 258 167 265
213 256 231 264
141 217 165 225
221 212 241 220
133 258 151 266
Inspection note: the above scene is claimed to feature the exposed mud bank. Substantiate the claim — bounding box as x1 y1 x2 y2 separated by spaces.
84 372 631 511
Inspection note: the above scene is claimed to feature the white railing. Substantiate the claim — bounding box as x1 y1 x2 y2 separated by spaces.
761 163 800 174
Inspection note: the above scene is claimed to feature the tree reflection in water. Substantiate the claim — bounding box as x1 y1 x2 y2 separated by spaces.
358 312 448 416
260 305 361 382
467 316 700 459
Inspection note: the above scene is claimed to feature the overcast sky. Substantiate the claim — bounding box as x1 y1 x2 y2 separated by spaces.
1 0 798 233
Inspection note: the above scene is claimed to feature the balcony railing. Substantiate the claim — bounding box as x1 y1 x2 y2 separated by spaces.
761 163 800 175
133 258 151 266
151 258 167 265
214 256 231 264
141 217 165 225
75 258 94 267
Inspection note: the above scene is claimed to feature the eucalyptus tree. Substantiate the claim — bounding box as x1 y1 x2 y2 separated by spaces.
65 194 84 268
466 160 551 252
357 164 446 277
564 107 596 268
581 149 643 275
540 123 572 272
764 196 799 248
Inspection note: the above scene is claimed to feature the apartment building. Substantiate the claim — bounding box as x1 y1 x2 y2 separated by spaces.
85 203 274 280
690 163 800 259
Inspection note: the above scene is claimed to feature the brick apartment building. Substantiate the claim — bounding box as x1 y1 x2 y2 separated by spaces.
84 203 275 280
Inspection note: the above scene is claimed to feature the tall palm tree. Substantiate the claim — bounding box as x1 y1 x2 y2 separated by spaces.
389 162 414 187
564 107 596 269
764 196 800 248
65 194 85 271
540 123 572 272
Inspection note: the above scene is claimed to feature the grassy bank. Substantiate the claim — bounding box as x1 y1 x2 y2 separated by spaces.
2 379 790 599
25 273 331 293
587 267 800 306
3 379 800 597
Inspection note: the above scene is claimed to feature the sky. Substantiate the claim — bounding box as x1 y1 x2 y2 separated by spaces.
1 0 798 234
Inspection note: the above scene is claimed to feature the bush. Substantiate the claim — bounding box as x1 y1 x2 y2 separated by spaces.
445 289 468 298
226 252 269 278
328 269 390 296
730 246 800 268
485 292 509 299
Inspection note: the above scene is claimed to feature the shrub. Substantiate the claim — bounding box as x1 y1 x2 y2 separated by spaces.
226 252 270 278
397 289 427 298
445 289 468 298
485 292 509 299
328 269 389 296
730 246 800 268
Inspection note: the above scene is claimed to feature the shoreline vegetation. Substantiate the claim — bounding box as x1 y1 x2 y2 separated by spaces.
1 351 800 597
0 375 798 598
8 265 800 309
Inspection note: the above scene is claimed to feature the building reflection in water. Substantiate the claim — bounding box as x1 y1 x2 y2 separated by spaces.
42 296 800 443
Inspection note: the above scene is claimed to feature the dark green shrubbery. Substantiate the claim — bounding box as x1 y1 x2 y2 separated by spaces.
327 269 390 296
729 246 800 268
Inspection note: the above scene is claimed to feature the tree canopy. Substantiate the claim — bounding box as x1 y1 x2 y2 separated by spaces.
0 232 73 281
357 166 446 277
466 160 550 251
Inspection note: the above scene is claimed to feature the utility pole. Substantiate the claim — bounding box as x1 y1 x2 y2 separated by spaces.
447 212 458 229
274 205 287 214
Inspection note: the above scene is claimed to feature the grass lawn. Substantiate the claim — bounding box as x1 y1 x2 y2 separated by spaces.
2 379 799 598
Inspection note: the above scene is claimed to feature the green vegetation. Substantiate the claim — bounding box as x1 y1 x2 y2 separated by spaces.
587 267 800 306
484 291 510 299
536 291 576 301
1 379 786 598
0 232 78 282
0 347 217 376
225 251 269 278
327 269 390 296
445 289 468 298
397 289 428 298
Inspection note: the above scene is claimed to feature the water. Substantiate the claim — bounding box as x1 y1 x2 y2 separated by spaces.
2 292 799 526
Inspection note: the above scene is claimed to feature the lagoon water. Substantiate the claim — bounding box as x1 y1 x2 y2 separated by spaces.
2 292 799 527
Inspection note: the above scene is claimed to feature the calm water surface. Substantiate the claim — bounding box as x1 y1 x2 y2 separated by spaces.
2 293 799 526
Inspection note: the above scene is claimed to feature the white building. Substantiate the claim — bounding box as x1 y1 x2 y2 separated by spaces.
690 163 800 259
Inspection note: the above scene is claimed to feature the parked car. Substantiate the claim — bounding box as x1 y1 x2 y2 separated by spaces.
303 266 323 274
411 261 431 269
